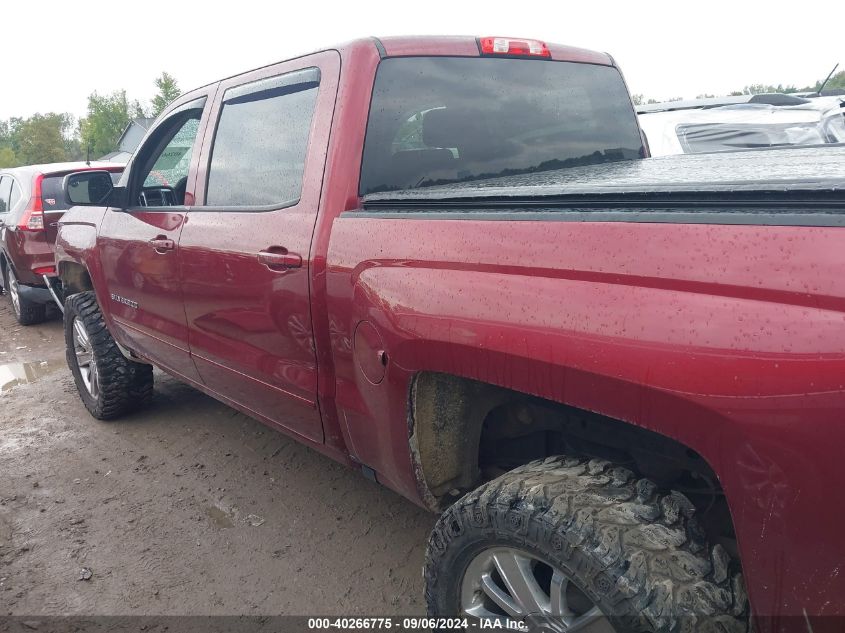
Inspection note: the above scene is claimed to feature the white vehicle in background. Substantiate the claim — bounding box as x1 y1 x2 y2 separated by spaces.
638 93 845 156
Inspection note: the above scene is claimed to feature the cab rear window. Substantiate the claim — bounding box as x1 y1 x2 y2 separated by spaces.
359 56 645 195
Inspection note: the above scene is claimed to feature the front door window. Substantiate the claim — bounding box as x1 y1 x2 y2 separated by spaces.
131 99 205 208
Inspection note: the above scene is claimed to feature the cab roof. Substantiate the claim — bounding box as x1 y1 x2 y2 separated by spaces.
184 35 617 96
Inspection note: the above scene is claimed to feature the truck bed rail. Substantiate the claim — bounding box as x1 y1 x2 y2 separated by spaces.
363 144 845 202
361 145 845 226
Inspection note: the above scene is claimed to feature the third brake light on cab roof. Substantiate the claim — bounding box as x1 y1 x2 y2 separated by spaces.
478 36 551 57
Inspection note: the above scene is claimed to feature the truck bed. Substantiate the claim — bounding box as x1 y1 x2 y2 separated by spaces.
362 145 845 225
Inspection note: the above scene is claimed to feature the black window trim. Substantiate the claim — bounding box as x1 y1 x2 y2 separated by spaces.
196 66 322 214
123 96 208 214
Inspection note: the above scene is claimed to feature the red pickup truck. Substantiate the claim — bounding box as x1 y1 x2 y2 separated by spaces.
54 36 845 632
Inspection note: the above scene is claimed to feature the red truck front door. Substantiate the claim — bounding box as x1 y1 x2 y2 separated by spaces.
178 51 340 442
96 93 215 382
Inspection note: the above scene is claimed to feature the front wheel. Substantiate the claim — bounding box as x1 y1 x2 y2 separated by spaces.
425 456 748 633
65 291 153 420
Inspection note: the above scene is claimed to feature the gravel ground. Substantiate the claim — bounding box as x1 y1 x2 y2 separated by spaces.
0 296 434 618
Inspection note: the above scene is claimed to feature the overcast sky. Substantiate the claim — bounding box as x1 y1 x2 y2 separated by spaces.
1 0 841 121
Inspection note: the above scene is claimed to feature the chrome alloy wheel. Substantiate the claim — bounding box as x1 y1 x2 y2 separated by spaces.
460 547 616 632
72 317 99 398
7 267 21 316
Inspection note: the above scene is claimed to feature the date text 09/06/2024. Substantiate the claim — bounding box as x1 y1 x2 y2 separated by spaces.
307 617 526 630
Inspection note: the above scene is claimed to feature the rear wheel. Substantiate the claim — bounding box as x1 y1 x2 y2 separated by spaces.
425 456 748 633
65 291 153 420
5 266 46 326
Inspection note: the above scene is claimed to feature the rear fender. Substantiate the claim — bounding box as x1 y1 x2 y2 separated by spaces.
326 223 845 619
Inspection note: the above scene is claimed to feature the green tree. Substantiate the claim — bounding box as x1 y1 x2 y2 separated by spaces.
0 119 12 146
133 100 147 119
814 70 845 92
15 113 72 165
741 83 798 95
829 70 845 90
64 133 84 162
0 118 21 157
0 147 17 168
79 90 139 158
150 72 181 117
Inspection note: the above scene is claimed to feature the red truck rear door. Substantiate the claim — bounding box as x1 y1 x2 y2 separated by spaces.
96 91 216 381
178 50 340 443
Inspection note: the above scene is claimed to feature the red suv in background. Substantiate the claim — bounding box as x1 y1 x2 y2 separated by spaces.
0 162 123 324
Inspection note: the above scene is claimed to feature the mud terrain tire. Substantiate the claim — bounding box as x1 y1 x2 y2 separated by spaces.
65 291 153 420
425 455 748 632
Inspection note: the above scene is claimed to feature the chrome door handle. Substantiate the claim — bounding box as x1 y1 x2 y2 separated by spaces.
258 248 302 271
148 237 175 253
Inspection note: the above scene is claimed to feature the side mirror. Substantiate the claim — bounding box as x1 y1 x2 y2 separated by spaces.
63 170 116 207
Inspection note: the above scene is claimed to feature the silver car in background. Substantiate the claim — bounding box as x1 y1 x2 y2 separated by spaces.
638 93 845 156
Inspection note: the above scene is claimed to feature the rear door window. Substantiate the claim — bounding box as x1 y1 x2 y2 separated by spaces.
359 57 644 194
9 179 21 211
204 68 320 208
0 176 12 214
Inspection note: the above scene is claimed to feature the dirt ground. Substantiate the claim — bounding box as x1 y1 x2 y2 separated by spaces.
0 297 434 617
